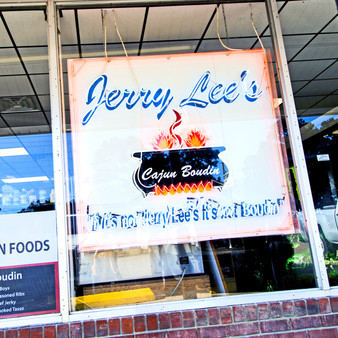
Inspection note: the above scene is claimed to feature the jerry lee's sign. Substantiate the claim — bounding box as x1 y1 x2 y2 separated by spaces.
68 50 297 252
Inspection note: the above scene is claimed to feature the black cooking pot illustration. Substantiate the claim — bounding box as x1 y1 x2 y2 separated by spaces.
133 146 229 196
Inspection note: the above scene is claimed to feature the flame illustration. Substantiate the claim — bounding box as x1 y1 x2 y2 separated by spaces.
154 181 213 196
185 129 208 148
153 131 174 150
153 110 183 150
153 110 209 150
169 109 183 147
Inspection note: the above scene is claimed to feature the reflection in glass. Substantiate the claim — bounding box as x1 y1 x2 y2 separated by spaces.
70 235 316 312
0 134 54 214
0 9 58 319
299 114 338 286
59 5 326 312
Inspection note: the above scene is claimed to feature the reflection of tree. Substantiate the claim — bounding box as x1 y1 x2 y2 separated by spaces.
18 200 55 213
221 235 315 292
285 116 338 209
302 117 337 156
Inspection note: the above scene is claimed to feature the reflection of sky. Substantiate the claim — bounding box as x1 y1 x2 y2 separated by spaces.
0 133 54 213
66 133 75 200
301 114 338 130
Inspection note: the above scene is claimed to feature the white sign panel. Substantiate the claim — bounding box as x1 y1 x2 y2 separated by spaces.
0 211 58 266
317 154 330 161
68 50 296 251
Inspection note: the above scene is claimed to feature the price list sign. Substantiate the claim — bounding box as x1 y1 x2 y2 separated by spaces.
0 211 59 318
0 264 59 318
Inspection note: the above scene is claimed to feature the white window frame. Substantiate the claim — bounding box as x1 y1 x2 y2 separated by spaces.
0 0 336 329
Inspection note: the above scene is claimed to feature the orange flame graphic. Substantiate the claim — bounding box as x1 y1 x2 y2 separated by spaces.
154 181 213 196
185 130 208 148
152 131 174 150
153 110 209 149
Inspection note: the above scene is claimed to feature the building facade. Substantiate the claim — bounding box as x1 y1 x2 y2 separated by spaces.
0 0 337 336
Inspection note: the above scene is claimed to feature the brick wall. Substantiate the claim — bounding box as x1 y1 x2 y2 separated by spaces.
1 297 338 337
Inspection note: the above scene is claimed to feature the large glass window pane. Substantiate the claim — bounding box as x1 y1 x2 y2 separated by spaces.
298 115 338 286
61 4 321 313
0 11 59 319
280 0 338 286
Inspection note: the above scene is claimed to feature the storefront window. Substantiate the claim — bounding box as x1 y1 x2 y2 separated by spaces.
59 4 324 312
280 0 338 286
0 10 59 318
298 116 338 285
0 0 335 327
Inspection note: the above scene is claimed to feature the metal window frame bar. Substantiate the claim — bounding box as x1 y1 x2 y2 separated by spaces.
0 0 301 10
265 0 330 289
0 0 336 329
47 0 71 322
54 0 301 10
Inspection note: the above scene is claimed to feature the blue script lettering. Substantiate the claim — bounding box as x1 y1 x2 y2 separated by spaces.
180 71 210 108
83 75 174 125
240 70 263 102
82 70 264 125
180 70 262 108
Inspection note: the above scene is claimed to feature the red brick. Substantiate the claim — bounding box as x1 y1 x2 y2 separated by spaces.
307 299 319 315
146 314 158 331
258 303 270 320
282 301 294 317
199 326 229 338
229 322 259 336
56 324 69 338
261 319 290 333
170 312 182 328
308 328 338 338
330 297 338 312
108 318 120 335
70 322 82 338
220 307 232 324
134 315 146 332
121 317 133 335
251 335 277 338
149 333 166 338
4 330 17 338
44 326 56 338
0 331 4 338
18 328 30 338
31 327 42 338
233 306 245 322
294 300 306 316
277 333 307 338
321 313 338 327
135 334 150 338
158 313 170 330
182 310 195 328
83 321 95 338
167 329 198 338
270 302 282 318
96 319 108 337
319 298 331 313
195 309 207 326
291 316 321 329
208 308 220 325
245 305 257 321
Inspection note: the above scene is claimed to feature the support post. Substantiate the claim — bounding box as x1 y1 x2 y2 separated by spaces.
265 0 329 289
47 0 71 320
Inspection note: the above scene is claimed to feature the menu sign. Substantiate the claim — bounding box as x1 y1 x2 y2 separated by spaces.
0 264 58 317
68 50 296 251
0 211 59 318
